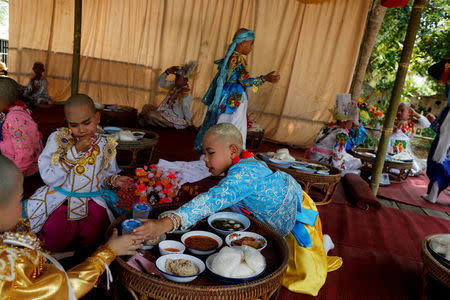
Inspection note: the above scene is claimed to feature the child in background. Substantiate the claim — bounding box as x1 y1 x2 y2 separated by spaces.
23 62 52 107
0 155 144 299
25 94 134 253
141 62 196 129
388 101 430 174
305 94 362 175
0 77 42 176
194 28 280 151
135 123 342 296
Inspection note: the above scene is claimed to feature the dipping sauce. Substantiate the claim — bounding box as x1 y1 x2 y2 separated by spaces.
184 236 219 251
211 218 244 232
164 248 181 252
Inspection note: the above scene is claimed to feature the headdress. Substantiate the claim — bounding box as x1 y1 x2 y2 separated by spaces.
176 61 197 79
330 93 359 124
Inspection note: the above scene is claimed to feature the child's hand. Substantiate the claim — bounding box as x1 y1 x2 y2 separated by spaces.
426 113 436 124
75 135 95 153
166 66 179 74
263 71 280 83
408 108 419 118
115 176 134 191
106 228 145 256
133 218 173 240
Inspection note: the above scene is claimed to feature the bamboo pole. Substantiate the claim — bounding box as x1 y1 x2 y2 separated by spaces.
370 0 429 194
71 0 82 95
351 0 387 100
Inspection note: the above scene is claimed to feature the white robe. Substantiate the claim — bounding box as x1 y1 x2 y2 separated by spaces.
307 125 361 174
156 73 192 129
26 128 118 233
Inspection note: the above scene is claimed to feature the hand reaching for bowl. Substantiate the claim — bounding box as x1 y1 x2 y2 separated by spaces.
106 228 145 256
133 217 178 240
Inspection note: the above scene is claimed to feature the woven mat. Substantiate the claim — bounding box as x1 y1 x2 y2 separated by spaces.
377 174 450 213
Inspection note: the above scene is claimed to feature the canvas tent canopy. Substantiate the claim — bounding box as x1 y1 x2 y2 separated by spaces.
8 0 371 147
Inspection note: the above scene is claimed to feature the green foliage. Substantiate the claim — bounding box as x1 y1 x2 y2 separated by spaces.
366 0 449 96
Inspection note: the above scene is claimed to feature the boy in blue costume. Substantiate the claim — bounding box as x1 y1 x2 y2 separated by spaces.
136 123 342 295
194 28 280 152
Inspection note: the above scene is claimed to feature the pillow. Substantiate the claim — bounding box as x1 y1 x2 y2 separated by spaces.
341 173 381 210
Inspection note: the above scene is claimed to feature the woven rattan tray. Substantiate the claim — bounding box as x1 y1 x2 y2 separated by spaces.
258 154 341 205
421 234 450 289
115 128 159 169
107 205 289 299
350 148 413 183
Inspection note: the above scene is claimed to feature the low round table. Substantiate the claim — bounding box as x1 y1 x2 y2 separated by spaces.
101 104 138 128
115 128 159 169
421 234 450 299
259 155 341 205
107 205 289 300
350 149 413 183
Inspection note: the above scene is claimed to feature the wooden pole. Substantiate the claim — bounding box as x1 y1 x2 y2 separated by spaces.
71 0 82 95
370 0 429 194
351 0 387 100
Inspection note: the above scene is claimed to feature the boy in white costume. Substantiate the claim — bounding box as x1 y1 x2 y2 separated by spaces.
25 94 133 252
305 94 362 174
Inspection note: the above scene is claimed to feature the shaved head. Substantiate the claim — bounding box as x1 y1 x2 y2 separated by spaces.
0 77 19 106
64 94 96 116
205 123 243 151
0 155 22 206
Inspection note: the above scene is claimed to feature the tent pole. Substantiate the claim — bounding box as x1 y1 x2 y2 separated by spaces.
71 0 82 95
350 0 387 100
370 0 429 194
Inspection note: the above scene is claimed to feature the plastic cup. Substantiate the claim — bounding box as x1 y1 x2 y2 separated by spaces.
121 218 144 235
132 202 152 219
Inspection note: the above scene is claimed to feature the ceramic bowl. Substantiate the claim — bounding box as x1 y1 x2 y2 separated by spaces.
207 212 250 236
155 254 205 283
132 131 146 140
225 231 267 251
181 230 223 255
158 240 186 256
103 126 123 134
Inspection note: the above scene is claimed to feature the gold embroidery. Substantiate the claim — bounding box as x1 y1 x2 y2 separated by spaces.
52 128 74 165
75 165 86 175
101 136 117 170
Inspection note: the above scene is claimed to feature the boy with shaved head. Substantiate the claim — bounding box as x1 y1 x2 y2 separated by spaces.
25 94 133 253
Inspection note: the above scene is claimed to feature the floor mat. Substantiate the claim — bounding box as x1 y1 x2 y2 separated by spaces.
279 202 450 299
377 174 450 213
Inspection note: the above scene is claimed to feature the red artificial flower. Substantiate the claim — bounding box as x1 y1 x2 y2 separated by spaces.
136 183 146 192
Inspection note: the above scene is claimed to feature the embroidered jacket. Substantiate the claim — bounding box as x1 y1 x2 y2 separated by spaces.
389 115 430 154
217 52 264 114
0 106 42 176
174 158 300 237
307 124 361 171
25 128 119 233
0 233 116 299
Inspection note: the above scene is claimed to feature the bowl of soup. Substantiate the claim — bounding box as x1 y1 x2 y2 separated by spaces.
181 231 223 255
207 212 250 236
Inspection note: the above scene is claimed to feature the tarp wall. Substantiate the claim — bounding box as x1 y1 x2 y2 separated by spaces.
9 0 371 147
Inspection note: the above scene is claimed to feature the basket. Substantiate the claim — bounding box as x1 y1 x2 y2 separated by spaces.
350 148 413 183
260 155 341 205
246 129 264 151
421 234 450 289
115 128 159 169
107 205 289 299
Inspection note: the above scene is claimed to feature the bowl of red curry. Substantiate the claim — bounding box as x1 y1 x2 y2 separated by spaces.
181 230 223 255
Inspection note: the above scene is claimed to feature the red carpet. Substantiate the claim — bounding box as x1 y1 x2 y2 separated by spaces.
279 202 450 299
377 174 450 213
27 115 450 299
